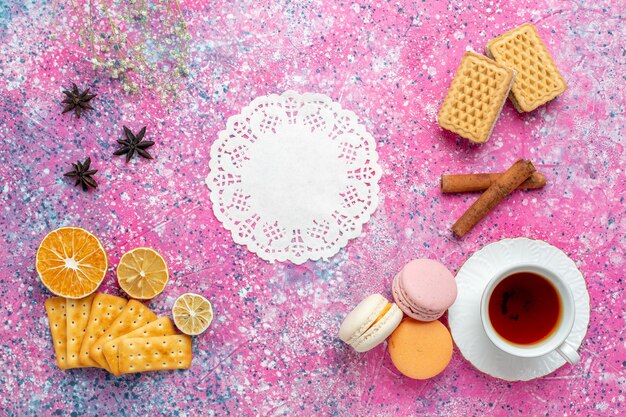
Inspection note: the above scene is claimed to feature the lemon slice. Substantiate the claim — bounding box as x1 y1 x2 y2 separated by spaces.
117 247 169 299
172 293 214 336
36 227 108 298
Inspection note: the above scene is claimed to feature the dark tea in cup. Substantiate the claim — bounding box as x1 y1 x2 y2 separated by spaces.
487 271 561 345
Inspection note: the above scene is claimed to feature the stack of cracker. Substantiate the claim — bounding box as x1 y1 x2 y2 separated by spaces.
45 293 192 375
438 23 566 143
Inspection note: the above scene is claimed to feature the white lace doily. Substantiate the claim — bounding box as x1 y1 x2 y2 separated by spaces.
205 91 382 264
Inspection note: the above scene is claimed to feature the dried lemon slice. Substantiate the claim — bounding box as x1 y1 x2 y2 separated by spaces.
117 247 169 299
172 293 214 336
36 227 108 298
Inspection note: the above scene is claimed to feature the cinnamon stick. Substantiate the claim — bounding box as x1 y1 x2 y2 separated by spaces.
441 172 546 193
452 159 536 237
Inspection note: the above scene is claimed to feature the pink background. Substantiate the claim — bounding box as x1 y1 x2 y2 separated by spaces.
1 1 624 415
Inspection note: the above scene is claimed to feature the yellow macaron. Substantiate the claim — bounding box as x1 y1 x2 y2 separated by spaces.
388 318 453 379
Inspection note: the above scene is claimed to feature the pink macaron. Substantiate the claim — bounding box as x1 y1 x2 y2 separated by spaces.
392 259 457 321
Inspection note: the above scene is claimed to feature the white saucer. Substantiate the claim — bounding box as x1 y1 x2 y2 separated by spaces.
448 238 590 381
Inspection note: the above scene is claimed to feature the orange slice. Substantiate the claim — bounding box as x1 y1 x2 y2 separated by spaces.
36 227 108 299
172 293 214 336
117 247 169 299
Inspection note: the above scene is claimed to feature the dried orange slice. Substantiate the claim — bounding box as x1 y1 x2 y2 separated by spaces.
172 293 214 336
117 247 169 299
36 227 108 299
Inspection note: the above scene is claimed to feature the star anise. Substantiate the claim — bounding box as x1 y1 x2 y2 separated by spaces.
64 157 98 191
61 83 97 118
113 126 154 163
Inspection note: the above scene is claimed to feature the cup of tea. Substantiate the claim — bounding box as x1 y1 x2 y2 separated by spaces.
480 265 580 364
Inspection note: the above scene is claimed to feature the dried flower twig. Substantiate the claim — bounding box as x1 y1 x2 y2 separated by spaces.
55 0 191 102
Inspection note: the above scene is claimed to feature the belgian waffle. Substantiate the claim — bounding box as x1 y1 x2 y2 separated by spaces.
437 51 515 144
486 23 566 112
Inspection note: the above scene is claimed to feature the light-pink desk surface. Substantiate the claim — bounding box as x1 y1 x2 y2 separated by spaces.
0 1 624 415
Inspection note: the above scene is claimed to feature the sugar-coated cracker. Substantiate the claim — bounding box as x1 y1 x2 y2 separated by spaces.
437 51 515 144
89 300 157 370
103 317 176 375
79 293 127 368
45 297 69 370
486 23 566 112
65 294 95 368
119 335 192 374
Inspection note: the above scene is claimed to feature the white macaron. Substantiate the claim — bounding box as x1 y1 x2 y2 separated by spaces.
338 294 403 352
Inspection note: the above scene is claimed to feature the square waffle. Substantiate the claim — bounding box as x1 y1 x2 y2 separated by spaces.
437 51 515 144
486 23 566 112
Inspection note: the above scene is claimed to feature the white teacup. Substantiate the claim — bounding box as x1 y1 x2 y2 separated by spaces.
480 264 580 364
